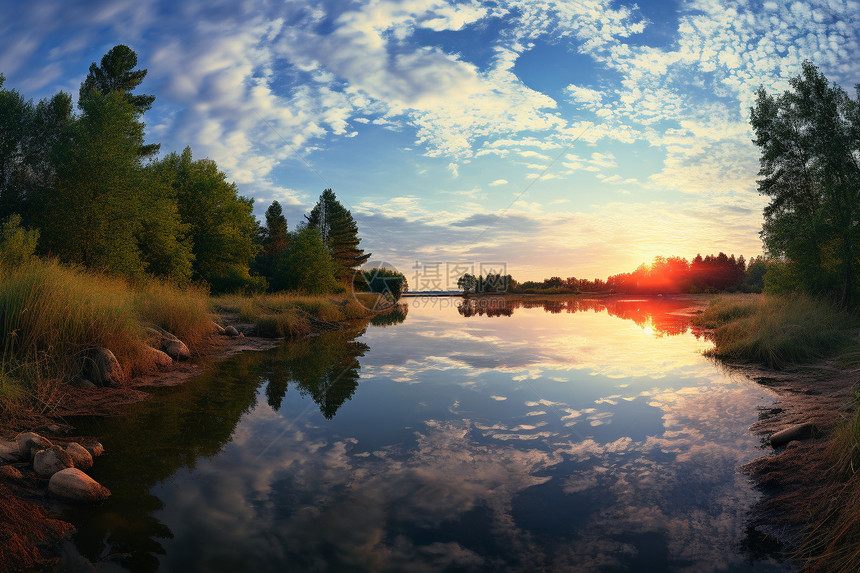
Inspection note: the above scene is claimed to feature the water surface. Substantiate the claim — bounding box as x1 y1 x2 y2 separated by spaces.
62 296 791 572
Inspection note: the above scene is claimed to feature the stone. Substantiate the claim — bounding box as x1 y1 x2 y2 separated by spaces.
0 465 23 480
83 347 124 387
65 442 94 470
143 345 173 369
211 321 226 334
770 422 818 448
15 432 53 459
224 325 239 337
33 445 74 477
161 338 191 361
0 440 21 462
48 468 111 503
82 441 105 458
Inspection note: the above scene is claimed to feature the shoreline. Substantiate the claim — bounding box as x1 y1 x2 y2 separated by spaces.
0 310 381 570
0 294 849 570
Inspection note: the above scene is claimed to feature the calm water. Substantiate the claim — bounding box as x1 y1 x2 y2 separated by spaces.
59 296 792 572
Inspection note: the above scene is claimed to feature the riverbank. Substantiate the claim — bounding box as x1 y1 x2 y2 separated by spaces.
693 294 860 571
0 260 399 568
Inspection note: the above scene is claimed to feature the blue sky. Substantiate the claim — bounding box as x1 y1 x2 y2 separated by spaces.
2 0 858 282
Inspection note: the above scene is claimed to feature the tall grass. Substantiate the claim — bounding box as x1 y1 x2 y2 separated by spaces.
0 259 214 418
800 391 860 573
212 292 376 338
693 294 854 369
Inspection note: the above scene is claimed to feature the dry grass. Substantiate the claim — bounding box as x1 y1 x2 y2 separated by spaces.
692 294 854 369
0 259 214 419
211 292 376 338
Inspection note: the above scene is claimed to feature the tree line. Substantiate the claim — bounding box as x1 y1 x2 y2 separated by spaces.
0 45 383 295
456 253 767 295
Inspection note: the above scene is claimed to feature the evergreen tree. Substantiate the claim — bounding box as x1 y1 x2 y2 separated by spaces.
79 44 159 157
305 189 370 283
255 200 289 289
37 91 191 281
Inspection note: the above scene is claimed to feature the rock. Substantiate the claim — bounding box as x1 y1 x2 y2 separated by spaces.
15 432 53 459
83 347 124 387
65 442 94 470
211 321 226 334
143 345 174 370
224 325 239 337
47 424 61 433
161 339 191 361
0 465 23 480
82 441 105 458
33 445 74 477
770 422 818 447
0 440 21 462
48 468 111 503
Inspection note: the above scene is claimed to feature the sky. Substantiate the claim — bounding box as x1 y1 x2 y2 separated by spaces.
1 0 859 284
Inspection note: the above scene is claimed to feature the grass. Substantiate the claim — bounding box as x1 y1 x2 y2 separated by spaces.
211 292 377 338
0 259 399 422
799 388 860 573
692 294 855 369
0 259 215 419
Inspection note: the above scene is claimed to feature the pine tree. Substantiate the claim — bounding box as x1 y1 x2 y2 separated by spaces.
79 44 159 157
256 200 289 290
305 189 370 283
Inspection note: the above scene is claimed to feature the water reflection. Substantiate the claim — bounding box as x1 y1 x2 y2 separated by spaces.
457 296 701 336
61 296 790 572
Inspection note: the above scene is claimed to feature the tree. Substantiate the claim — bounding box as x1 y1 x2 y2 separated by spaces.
0 214 39 267
37 91 191 282
457 273 477 294
150 147 261 292
79 44 159 157
751 61 860 306
305 189 370 283
280 226 339 294
255 200 289 289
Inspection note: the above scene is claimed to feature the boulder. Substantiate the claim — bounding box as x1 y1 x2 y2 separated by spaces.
161 339 191 361
224 325 239 337
83 347 124 387
0 465 23 480
33 445 74 477
770 422 818 447
82 441 105 458
0 440 21 462
48 468 111 503
15 432 53 459
143 345 173 370
211 321 226 334
65 442 94 470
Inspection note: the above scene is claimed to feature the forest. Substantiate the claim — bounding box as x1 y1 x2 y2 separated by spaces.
0 45 386 296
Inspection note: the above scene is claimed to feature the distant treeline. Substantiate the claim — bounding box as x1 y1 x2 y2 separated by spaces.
0 45 395 295
458 253 769 295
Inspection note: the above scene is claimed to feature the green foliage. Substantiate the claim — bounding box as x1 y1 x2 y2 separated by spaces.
255 200 289 290
150 147 260 293
79 44 158 156
693 294 854 368
305 189 370 283
280 226 340 294
0 214 38 266
751 61 860 306
356 267 408 300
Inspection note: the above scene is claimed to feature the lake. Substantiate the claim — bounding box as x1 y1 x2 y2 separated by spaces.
58 295 792 572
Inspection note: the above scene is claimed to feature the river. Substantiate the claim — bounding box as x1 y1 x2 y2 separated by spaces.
58 295 792 572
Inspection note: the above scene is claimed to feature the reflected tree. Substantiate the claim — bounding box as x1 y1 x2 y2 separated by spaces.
264 329 369 419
